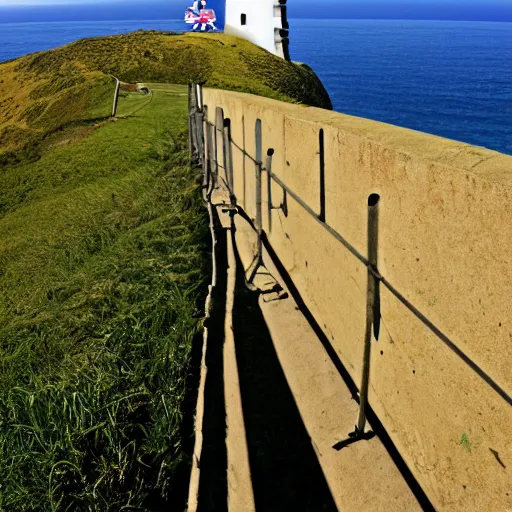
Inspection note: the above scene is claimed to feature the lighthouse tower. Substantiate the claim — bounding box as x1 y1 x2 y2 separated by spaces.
224 0 290 60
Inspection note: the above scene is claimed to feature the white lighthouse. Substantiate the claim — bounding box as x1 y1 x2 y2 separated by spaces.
224 0 289 59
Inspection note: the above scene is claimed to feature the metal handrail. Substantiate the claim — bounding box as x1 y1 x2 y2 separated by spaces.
265 153 511 408
193 88 512 412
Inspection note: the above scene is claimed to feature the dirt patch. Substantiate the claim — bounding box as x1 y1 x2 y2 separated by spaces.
120 83 139 93
41 121 107 152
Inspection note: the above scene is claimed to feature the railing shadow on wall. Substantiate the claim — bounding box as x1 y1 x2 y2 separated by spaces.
189 83 511 411
188 83 512 509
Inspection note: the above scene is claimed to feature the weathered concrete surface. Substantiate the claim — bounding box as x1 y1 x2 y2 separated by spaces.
236 215 422 511
188 197 217 512
203 88 512 511
212 194 422 511
220 211 256 512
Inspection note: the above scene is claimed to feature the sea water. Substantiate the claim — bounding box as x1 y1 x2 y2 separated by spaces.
0 19 511 155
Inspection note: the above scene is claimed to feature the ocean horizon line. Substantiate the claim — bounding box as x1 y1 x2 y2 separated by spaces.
1 17 511 25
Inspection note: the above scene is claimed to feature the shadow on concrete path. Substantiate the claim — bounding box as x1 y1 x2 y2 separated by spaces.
230 232 338 512
197 223 229 512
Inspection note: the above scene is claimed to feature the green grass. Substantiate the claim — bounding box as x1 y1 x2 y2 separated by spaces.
0 31 331 165
0 76 115 170
0 33 332 509
16 31 332 109
0 86 208 510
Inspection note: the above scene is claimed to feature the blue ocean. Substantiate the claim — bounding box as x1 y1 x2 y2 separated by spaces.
0 19 511 155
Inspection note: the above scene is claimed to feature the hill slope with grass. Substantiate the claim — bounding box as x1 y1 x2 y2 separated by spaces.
0 31 332 166
0 32 331 510
0 84 206 511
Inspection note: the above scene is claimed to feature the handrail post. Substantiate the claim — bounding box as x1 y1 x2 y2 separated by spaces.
223 119 235 206
187 84 193 159
214 107 224 190
195 85 204 168
249 149 274 284
356 194 381 435
207 122 216 195
265 149 275 233
189 84 200 165
196 83 203 111
112 78 121 117
196 109 204 168
202 105 209 188
248 159 263 284
319 128 326 222
248 120 264 283
255 159 263 263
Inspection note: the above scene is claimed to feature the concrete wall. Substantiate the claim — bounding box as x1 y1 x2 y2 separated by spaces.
224 0 289 58
203 88 512 511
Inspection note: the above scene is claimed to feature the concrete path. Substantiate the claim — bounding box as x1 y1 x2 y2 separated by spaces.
189 190 425 511
223 216 256 512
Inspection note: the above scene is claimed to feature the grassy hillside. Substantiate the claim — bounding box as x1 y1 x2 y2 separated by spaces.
0 31 332 166
19 31 332 108
0 85 207 510
0 32 332 510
